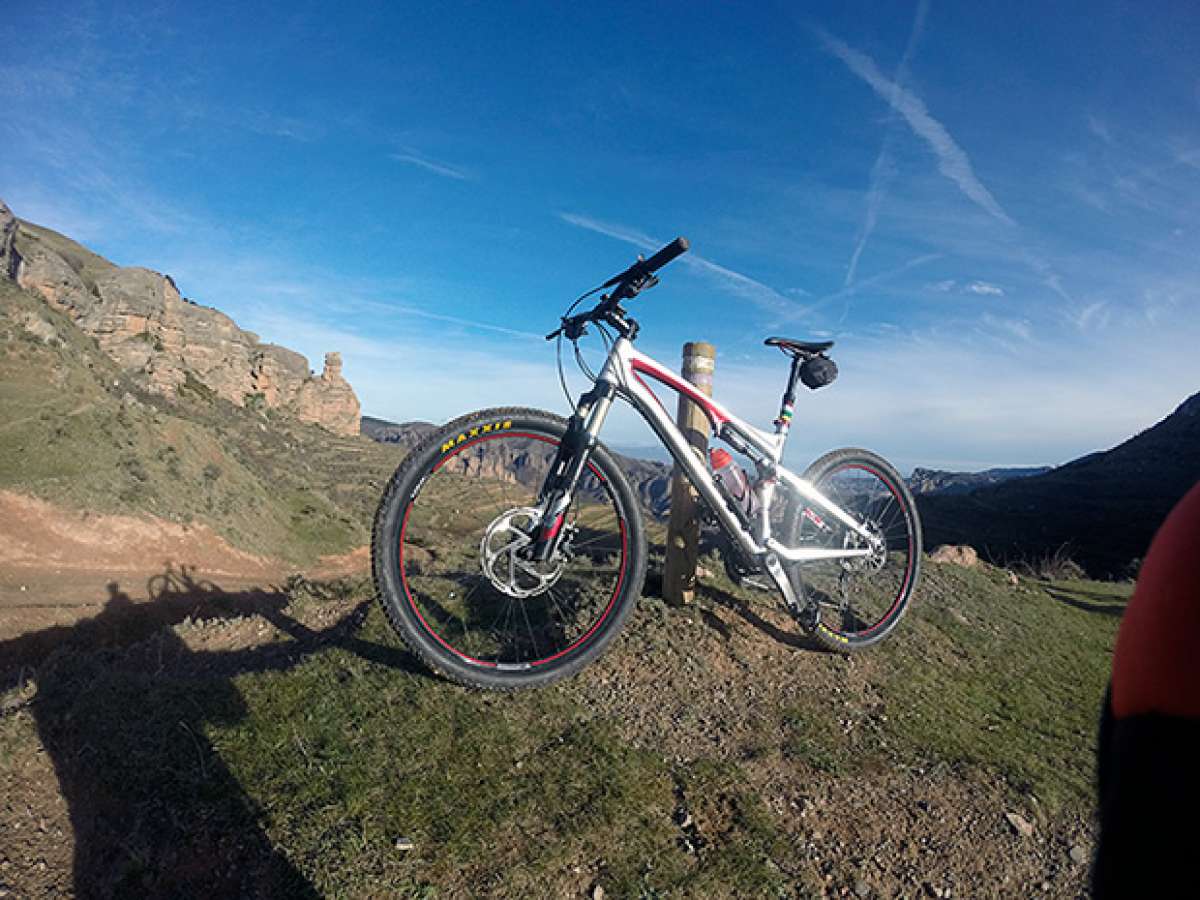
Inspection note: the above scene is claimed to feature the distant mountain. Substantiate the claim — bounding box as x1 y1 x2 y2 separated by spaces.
360 417 438 452
361 416 674 517
919 392 1200 577
907 466 1052 496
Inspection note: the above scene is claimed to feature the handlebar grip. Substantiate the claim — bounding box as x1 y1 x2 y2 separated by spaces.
641 236 689 274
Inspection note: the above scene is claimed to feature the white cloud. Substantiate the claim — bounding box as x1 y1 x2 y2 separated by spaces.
1067 300 1110 331
806 253 942 321
843 0 930 288
559 212 806 319
1087 113 1114 145
965 280 1005 296
980 312 1031 343
707 318 1199 472
817 29 1015 227
390 149 472 180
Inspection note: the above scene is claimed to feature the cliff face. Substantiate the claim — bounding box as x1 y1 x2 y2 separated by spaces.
0 201 20 281
1 202 360 436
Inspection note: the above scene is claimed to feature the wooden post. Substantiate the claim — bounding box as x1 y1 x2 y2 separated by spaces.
663 341 716 607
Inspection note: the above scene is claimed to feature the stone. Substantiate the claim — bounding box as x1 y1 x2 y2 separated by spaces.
1005 812 1035 838
854 878 871 896
929 544 979 567
19 312 57 343
1069 844 1088 865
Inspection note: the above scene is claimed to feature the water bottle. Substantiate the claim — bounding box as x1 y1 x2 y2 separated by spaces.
709 448 757 519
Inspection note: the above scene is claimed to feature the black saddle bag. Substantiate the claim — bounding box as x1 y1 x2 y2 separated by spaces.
800 355 838 389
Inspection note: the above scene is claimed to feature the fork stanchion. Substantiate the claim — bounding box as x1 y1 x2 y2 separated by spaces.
663 341 716 608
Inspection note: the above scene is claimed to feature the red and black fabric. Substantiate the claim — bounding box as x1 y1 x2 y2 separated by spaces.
1094 480 1200 897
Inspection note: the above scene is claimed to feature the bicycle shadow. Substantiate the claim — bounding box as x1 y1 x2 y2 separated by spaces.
1040 582 1129 618
699 584 830 653
0 565 419 899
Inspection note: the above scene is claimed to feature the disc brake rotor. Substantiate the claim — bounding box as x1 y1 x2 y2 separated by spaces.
841 520 887 574
479 507 565 599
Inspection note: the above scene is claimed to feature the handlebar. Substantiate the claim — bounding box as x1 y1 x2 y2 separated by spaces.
601 236 690 288
546 236 690 341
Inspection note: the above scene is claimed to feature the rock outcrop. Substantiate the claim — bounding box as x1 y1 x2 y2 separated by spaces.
4 201 361 436
0 201 20 281
296 353 361 436
928 544 979 567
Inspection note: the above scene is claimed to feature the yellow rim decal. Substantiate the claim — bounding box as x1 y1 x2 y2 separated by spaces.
440 420 514 453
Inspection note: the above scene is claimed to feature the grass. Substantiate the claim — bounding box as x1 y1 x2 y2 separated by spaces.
874 565 1125 808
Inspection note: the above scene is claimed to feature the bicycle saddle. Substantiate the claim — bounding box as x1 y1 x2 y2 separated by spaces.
764 337 835 356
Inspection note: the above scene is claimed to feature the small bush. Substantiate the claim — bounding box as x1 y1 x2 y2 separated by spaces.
177 372 215 404
1014 544 1087 581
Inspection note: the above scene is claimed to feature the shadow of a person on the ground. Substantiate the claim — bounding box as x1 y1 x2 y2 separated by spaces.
0 565 419 899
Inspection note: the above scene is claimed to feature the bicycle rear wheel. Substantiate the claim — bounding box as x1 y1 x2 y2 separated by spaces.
372 407 646 690
782 448 921 652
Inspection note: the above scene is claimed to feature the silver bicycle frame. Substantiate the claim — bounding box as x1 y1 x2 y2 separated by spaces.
576 336 878 567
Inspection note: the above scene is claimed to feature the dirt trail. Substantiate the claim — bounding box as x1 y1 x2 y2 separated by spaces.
0 491 368 642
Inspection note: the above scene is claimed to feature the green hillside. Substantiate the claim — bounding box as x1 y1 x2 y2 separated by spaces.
0 278 400 564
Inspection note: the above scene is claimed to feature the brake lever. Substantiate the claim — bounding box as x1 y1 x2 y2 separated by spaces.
612 273 659 302
546 313 592 342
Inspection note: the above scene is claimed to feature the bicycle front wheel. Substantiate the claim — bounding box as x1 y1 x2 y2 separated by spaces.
782 448 922 652
372 407 646 690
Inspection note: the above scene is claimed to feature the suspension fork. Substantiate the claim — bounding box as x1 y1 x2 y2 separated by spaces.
527 379 618 561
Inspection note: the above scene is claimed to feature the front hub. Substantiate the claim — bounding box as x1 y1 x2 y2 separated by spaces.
479 507 566 598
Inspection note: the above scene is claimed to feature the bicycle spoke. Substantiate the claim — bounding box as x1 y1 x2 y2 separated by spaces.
396 427 629 670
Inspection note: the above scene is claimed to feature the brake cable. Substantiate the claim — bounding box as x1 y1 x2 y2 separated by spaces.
555 284 605 414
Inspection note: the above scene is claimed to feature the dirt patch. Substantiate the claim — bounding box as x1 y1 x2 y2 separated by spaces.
309 544 370 580
0 492 375 644
0 490 279 577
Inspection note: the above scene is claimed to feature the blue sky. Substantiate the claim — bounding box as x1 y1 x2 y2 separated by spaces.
2 1 1198 472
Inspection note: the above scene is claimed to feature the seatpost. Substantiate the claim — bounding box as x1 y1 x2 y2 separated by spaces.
774 356 804 437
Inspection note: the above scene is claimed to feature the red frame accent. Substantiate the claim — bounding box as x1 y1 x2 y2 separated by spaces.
541 512 566 541
399 431 628 669
629 356 730 429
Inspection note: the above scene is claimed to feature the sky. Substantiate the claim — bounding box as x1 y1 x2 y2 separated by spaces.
1 0 1198 472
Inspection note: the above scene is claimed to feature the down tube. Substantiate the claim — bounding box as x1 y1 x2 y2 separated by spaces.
612 375 763 560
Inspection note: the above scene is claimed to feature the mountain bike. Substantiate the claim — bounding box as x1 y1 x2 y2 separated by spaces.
372 238 922 689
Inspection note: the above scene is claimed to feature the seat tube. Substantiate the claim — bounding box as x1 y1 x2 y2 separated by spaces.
773 356 803 446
